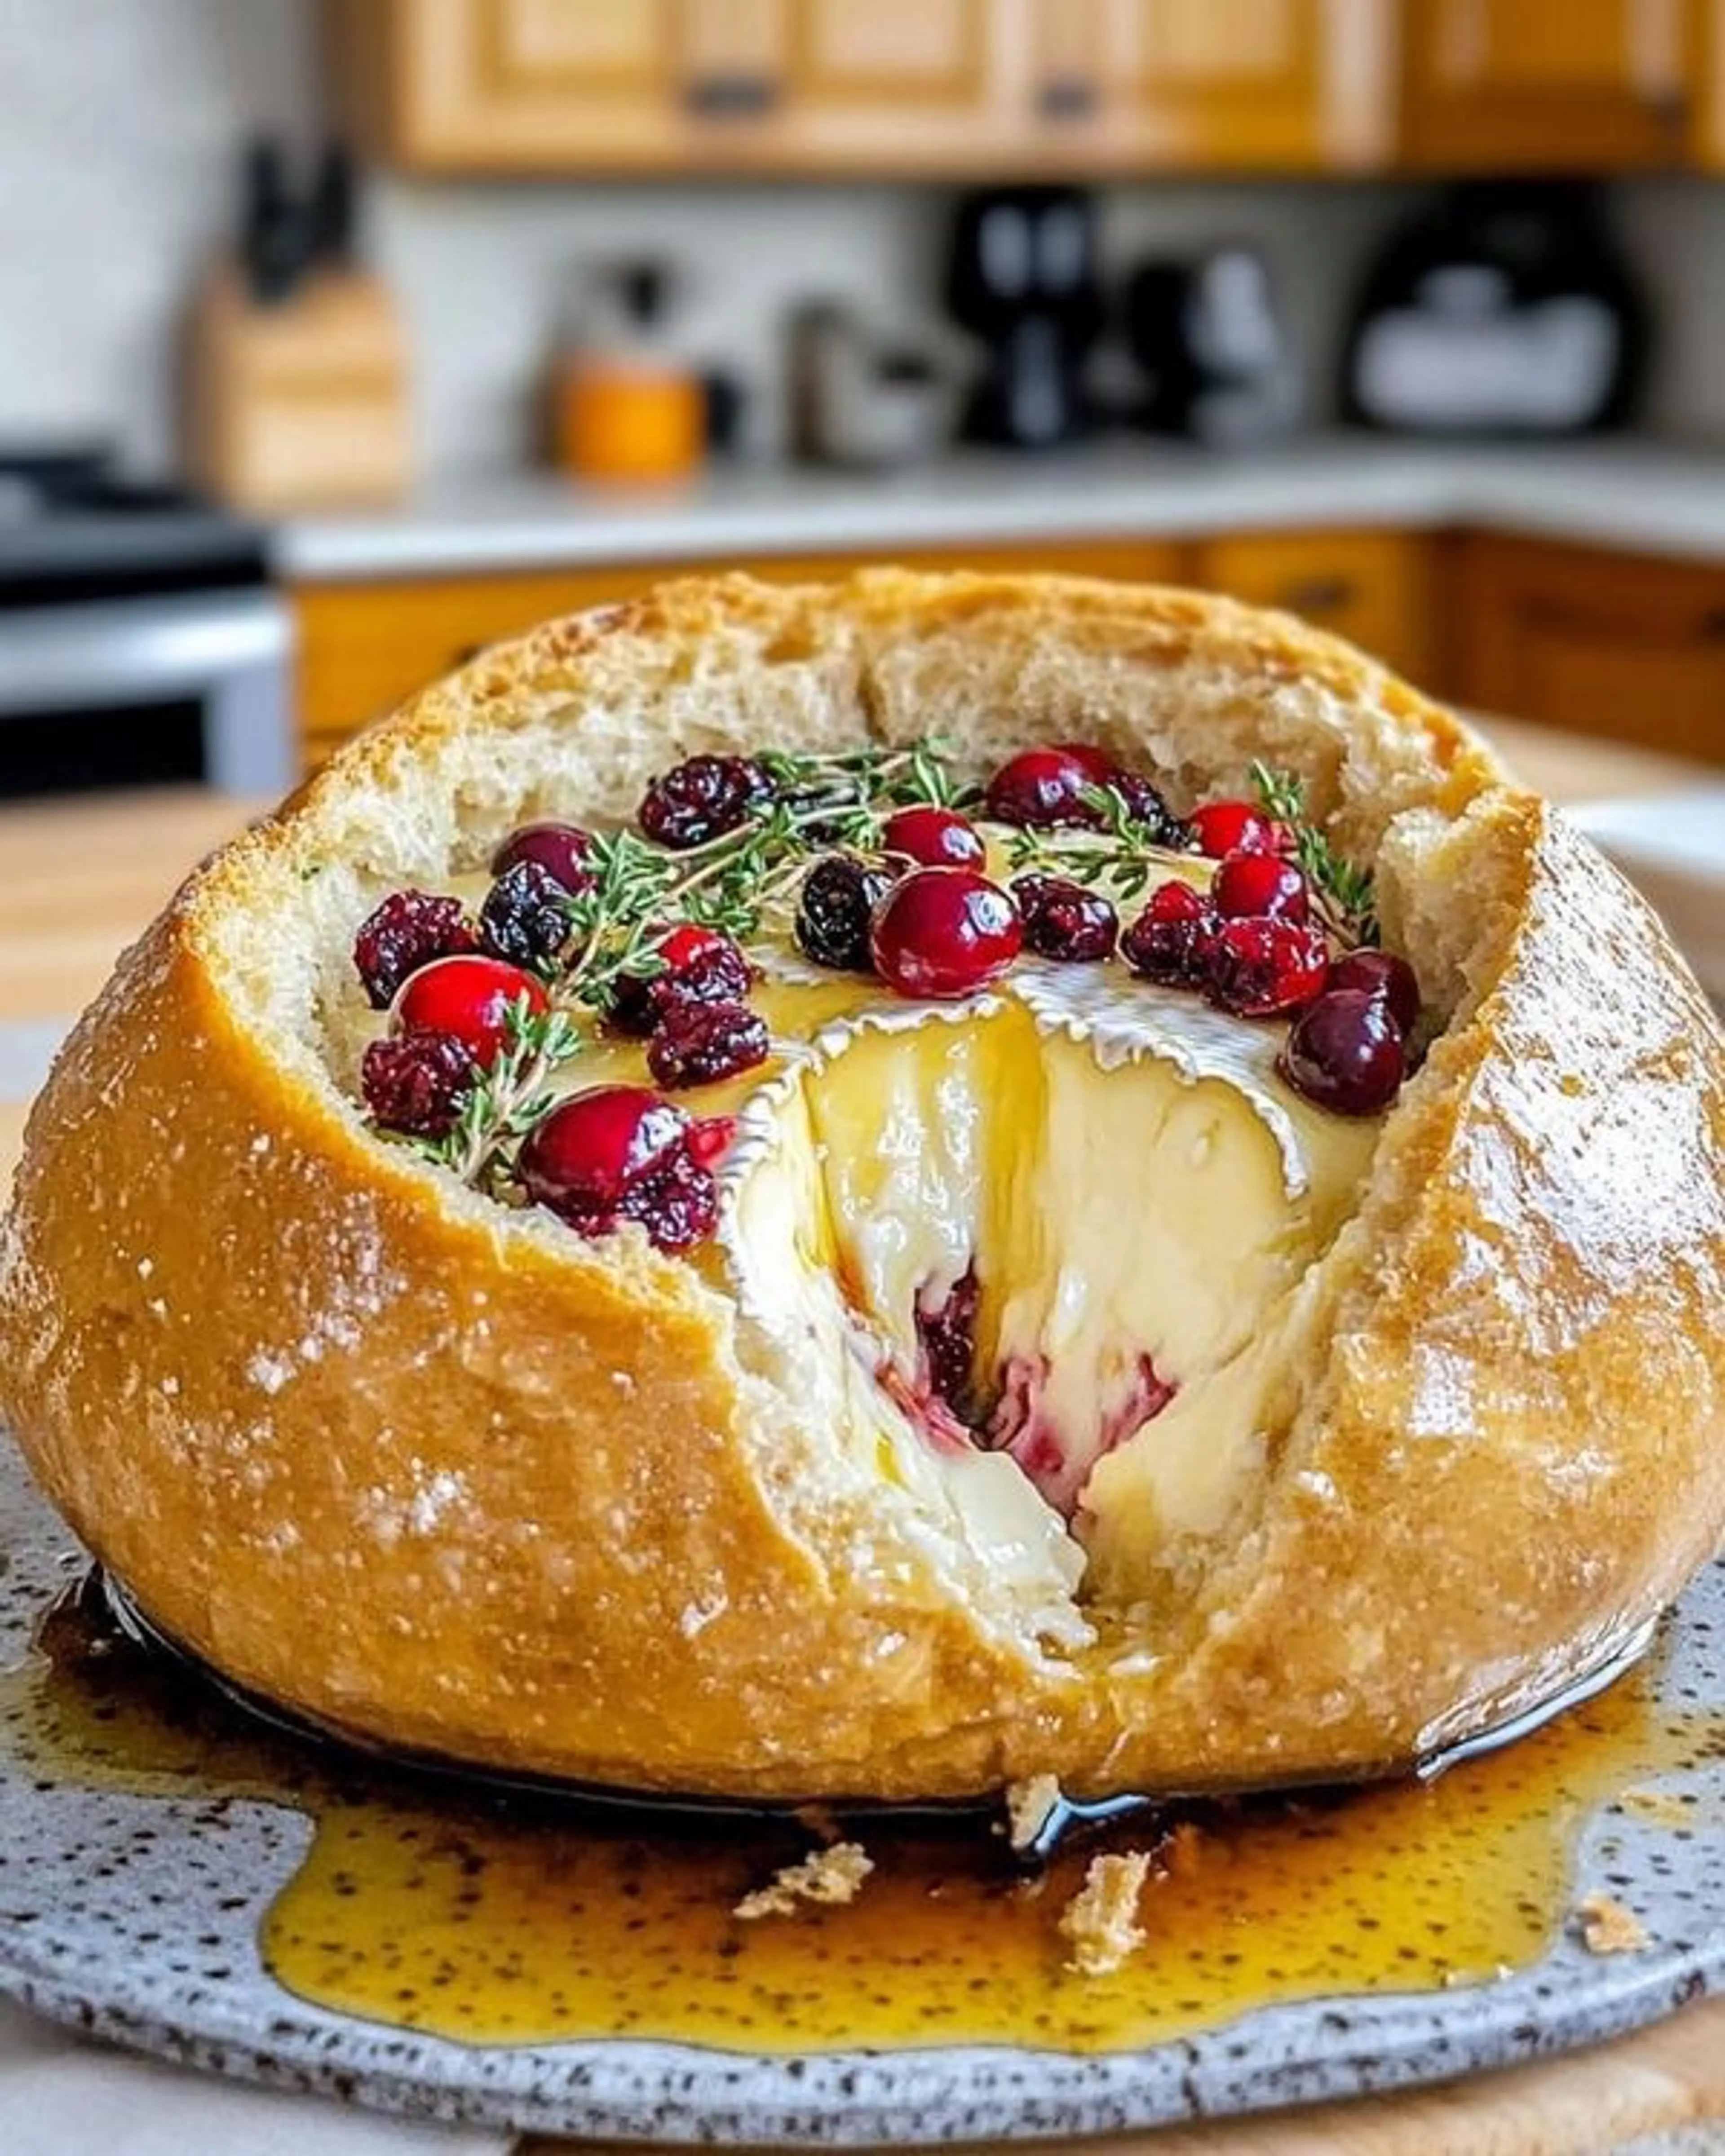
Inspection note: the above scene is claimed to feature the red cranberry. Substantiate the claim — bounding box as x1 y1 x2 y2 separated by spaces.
479 858 573 972
984 747 1106 830
352 891 478 1010
491 820 596 893
1190 800 1292 859
795 854 898 972
1212 850 1310 924
1205 919 1330 1018
360 1030 476 1137
1012 874 1118 961
647 1000 771 1089
880 805 987 869
638 755 771 850
1121 880 1216 987
519 1086 690 1217
1279 989 1406 1116
1055 742 1119 782
394 954 549 1067
1327 948 1420 1035
609 924 753 1034
870 869 1023 1000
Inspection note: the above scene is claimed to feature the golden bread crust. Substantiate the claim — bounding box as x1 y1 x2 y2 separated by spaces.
1 570 1720 1798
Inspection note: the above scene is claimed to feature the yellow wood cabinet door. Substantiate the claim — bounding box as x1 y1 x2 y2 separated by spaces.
1454 535 1725 763
1189 529 1435 685
1400 0 1698 169
1023 0 1389 169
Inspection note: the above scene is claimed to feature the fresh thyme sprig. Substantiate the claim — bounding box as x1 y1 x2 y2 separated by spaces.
418 998 584 1193
1003 785 1189 903
1249 762 1378 947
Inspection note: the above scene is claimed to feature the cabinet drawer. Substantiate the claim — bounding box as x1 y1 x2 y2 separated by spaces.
1188 529 1434 685
294 540 1185 765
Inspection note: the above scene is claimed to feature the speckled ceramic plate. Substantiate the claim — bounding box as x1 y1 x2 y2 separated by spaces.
0 1438 1721 2147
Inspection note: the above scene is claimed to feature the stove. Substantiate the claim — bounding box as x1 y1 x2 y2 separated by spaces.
0 445 292 797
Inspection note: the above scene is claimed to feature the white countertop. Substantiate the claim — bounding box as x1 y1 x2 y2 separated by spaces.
277 435 1725 582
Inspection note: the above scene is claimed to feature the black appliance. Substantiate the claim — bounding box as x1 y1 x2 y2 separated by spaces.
943 188 1103 449
0 446 290 799
1120 245 1299 446
1342 184 1647 437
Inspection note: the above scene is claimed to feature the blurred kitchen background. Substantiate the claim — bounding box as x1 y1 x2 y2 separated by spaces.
9 0 1725 801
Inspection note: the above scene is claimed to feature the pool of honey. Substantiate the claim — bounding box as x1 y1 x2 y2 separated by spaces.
4 1576 1719 2054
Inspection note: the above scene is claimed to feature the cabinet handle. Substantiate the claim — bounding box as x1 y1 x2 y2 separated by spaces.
686 73 780 119
1282 576 1357 615
1038 78 1098 121
1700 609 1725 640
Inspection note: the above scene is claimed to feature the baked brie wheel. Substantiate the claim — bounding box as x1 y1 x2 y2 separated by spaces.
2 571 1721 1803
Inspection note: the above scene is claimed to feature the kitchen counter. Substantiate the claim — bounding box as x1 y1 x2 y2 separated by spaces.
278 435 1725 582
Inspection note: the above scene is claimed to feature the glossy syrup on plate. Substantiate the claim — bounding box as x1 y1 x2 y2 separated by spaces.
3 1573 1720 2056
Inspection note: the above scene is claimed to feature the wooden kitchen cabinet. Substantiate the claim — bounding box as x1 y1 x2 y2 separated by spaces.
292 537 1183 763
1188 528 1435 685
1453 533 1725 764
1399 0 1698 170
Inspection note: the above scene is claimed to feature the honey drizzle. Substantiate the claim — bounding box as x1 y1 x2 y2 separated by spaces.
4 1576 1719 2054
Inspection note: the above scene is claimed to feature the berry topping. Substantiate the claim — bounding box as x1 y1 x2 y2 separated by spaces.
638 755 771 850
517 1086 720 1253
795 853 898 972
394 954 549 1067
880 804 987 870
1205 918 1330 1018
1327 947 1420 1035
1121 880 1216 987
1190 799 1292 859
1012 873 1118 962
1279 989 1406 1117
916 1266 980 1420
491 820 596 894
1211 849 1310 924
609 924 753 1034
647 999 771 1089
984 747 1107 830
870 869 1022 1001
360 1030 476 1138
479 858 573 973
352 891 478 1010
1105 770 1194 849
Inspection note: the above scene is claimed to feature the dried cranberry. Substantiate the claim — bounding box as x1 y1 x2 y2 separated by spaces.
1012 874 1118 962
1205 919 1330 1018
795 853 898 972
617 1148 721 1253
480 859 573 973
917 1266 979 1419
609 924 753 1034
647 1000 771 1089
880 805 987 869
1105 771 1194 849
360 1030 476 1138
1279 989 1406 1116
638 755 771 850
984 747 1106 830
1327 948 1420 1035
1190 800 1293 859
352 891 478 1010
1212 850 1310 924
1121 880 1216 987
394 954 549 1067
491 820 595 894
870 869 1022 1000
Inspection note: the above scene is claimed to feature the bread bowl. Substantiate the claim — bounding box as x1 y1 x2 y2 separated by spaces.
0 568 1720 1803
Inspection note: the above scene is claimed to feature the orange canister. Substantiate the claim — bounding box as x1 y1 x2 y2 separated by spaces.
555 264 703 485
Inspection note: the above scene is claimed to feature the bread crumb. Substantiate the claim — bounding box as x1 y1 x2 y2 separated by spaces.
1004 1774 1063 1854
1060 1851 1153 1977
734 1841 873 1921
1619 1787 1691 1828
1576 1893 1650 1955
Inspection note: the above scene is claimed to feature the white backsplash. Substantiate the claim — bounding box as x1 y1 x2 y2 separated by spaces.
3 0 1722 481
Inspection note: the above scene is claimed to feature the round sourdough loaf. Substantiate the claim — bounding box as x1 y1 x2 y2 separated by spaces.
1 570 1721 1801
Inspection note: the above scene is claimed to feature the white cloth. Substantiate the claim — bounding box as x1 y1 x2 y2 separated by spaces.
0 1999 509 2156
